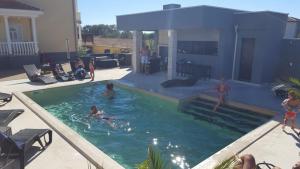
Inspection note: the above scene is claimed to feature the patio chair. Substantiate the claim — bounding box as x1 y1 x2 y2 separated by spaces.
63 62 90 80
0 93 12 104
51 64 75 81
0 129 52 169
0 109 24 126
23 65 57 84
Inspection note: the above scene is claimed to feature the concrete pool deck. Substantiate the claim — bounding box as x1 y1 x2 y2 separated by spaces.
0 68 298 169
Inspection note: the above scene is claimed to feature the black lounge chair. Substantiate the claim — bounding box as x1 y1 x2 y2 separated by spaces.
51 64 75 81
161 78 198 88
0 129 52 169
23 65 57 84
0 93 12 103
0 109 24 126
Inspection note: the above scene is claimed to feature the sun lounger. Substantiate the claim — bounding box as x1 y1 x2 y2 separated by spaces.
0 129 52 169
161 78 198 88
0 109 24 126
52 64 75 81
0 92 12 103
23 65 57 84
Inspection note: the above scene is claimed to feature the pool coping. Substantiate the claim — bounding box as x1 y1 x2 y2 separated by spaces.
15 80 280 169
14 91 125 169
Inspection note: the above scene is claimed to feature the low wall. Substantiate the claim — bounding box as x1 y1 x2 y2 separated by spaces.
0 55 40 70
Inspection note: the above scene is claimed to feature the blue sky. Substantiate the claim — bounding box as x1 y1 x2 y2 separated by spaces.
78 0 300 25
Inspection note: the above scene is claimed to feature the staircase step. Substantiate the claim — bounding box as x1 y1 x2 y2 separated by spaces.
190 99 270 122
195 97 272 119
184 104 263 128
183 109 249 133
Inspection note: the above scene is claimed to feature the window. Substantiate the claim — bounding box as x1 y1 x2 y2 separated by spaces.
177 41 218 56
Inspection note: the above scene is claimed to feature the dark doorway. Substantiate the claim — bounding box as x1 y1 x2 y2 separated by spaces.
238 38 255 82
159 46 168 71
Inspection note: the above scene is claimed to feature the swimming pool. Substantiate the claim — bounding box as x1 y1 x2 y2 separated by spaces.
25 82 262 169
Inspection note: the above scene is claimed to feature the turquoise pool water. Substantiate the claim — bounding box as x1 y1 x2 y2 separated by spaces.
26 83 242 169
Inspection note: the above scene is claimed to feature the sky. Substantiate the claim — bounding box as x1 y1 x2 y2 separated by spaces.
78 0 300 26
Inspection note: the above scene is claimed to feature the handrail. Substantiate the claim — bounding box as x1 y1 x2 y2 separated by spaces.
0 42 38 56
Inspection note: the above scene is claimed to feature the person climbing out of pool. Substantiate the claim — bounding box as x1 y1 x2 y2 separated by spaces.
89 105 115 128
89 59 95 81
103 83 115 99
281 91 300 130
213 78 230 112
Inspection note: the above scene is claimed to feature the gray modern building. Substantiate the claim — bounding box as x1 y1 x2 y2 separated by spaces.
117 4 288 84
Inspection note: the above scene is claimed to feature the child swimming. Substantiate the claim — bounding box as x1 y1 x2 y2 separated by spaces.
89 106 115 128
281 91 300 130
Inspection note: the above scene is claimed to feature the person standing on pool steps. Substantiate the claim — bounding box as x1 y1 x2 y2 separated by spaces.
213 78 230 112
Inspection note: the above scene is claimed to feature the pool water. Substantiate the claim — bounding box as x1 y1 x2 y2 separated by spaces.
26 83 243 169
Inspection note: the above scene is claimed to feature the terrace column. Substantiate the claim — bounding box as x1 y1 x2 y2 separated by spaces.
4 16 12 55
31 17 39 54
132 31 142 73
167 29 177 80
153 30 159 54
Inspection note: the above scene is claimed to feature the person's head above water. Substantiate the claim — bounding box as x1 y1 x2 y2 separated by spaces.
90 105 98 114
106 83 114 91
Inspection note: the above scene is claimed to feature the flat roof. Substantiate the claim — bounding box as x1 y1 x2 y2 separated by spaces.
117 5 244 31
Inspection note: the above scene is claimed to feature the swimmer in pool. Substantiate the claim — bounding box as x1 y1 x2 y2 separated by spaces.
89 106 115 128
103 83 115 99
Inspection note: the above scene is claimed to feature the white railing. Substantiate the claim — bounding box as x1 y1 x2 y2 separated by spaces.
0 42 38 56
0 42 10 55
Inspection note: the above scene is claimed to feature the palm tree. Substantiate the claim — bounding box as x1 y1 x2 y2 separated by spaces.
137 145 170 169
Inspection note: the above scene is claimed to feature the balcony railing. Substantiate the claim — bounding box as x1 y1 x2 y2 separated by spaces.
0 42 38 56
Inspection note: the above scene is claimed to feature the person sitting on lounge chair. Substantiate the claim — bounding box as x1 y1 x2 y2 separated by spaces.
74 58 87 79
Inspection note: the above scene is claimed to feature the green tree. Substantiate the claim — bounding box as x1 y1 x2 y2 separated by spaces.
137 145 170 169
289 77 300 98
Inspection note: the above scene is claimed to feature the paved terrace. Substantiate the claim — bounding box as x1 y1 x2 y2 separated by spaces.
0 68 298 169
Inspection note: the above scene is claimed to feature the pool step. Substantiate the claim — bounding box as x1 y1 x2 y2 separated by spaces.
195 98 272 119
182 108 249 133
189 100 269 122
185 104 262 128
180 97 273 134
